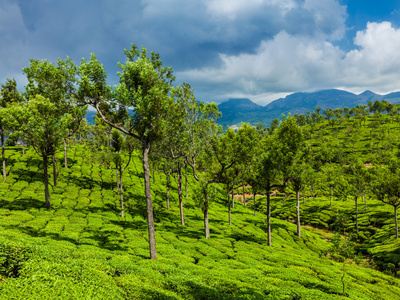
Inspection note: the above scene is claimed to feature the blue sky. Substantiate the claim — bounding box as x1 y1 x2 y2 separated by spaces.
1 0 400 105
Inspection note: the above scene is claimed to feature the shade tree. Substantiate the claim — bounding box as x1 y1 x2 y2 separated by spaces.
78 45 175 259
0 78 23 182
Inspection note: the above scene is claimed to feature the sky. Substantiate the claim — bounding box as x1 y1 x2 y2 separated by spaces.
1 0 400 105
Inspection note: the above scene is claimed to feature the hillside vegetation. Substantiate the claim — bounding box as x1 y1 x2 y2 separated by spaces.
0 146 400 299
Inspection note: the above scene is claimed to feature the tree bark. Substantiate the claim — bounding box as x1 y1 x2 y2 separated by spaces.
253 193 256 216
395 206 398 239
267 192 271 246
120 169 124 218
116 168 120 195
166 174 170 210
22 140 25 155
52 153 57 187
231 187 235 208
142 140 157 259
228 184 232 226
43 155 51 209
63 137 68 168
185 164 188 198
204 205 210 239
152 163 155 184
364 193 367 211
177 164 185 226
355 196 359 233
2 132 5 182
296 190 301 237
242 185 245 205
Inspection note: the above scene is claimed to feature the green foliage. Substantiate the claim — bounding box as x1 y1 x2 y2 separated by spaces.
0 146 398 299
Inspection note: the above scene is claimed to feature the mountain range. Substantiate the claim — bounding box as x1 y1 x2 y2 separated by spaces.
217 89 400 128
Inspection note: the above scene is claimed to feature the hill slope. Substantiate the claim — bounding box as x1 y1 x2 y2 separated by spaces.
0 146 399 299
217 89 400 127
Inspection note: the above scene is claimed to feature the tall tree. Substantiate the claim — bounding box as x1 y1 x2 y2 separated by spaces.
23 57 85 185
372 161 400 239
78 45 174 259
2 95 72 209
0 78 23 182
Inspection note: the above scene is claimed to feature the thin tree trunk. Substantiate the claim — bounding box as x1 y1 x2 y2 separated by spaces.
232 187 235 208
355 196 359 233
228 185 232 226
43 155 51 209
63 137 68 168
2 132 5 182
116 168 120 195
152 163 155 184
166 174 170 210
242 185 245 205
142 140 157 259
253 193 256 216
120 170 124 218
22 140 25 155
52 153 57 187
185 164 188 198
395 206 398 239
296 190 301 237
177 164 185 226
267 191 271 246
204 206 210 239
364 192 367 211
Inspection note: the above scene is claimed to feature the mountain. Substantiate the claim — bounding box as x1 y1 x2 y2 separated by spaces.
217 89 400 128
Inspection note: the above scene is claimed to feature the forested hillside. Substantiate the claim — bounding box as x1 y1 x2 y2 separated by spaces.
1 44 400 299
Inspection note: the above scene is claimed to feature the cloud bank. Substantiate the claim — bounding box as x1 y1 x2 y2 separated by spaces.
0 0 399 104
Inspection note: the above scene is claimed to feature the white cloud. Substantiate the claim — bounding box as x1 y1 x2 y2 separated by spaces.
179 21 400 104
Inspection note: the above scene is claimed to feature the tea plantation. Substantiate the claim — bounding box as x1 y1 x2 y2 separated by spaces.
0 145 399 299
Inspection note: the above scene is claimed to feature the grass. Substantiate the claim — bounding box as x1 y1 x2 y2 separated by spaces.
0 145 399 299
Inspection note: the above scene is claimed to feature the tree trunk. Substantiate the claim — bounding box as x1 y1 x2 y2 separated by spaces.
177 164 185 226
116 168 120 195
231 187 235 208
63 137 68 168
204 206 210 239
22 140 25 155
141 140 157 259
185 164 188 198
355 196 359 233
242 185 245 205
52 153 57 187
43 155 51 209
253 193 256 216
2 132 5 182
166 174 170 210
152 163 155 184
296 190 301 237
228 184 232 225
364 193 367 211
120 169 124 218
267 192 271 246
395 206 398 239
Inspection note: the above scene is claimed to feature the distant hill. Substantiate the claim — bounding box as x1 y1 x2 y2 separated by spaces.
217 89 400 128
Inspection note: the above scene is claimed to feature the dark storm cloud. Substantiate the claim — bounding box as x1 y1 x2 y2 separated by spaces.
10 0 400 105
